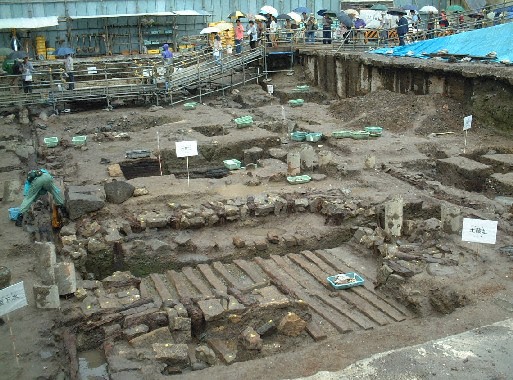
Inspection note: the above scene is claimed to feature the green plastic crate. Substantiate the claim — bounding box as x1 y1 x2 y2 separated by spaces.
43 137 59 148
364 126 383 137
351 131 370 140
72 135 87 146
183 102 197 110
223 159 241 170
306 132 322 142
287 175 311 184
332 131 352 138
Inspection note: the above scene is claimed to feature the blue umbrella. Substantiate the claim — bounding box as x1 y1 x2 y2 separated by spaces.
54 47 75 56
337 12 353 27
317 9 337 17
402 4 418 11
294 7 311 14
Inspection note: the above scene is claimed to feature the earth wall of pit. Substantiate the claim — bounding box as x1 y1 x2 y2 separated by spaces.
301 51 513 132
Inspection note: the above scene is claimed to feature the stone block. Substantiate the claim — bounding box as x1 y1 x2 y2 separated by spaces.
123 324 149 340
124 309 168 330
256 320 277 337
171 317 191 331
103 271 141 289
171 330 192 344
232 236 246 248
253 238 268 251
195 345 217 366
282 234 297 247
239 327 262 350
144 213 169 229
0 266 11 289
277 312 307 336
107 164 124 177
33 284 60 309
129 326 173 348
243 147 263 164
197 299 225 322
153 343 189 366
65 185 106 220
35 242 56 286
206 339 237 364
54 262 77 295
104 181 135 204
266 231 280 244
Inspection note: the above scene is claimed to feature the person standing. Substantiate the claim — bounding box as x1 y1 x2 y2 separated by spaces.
234 19 244 54
64 54 75 90
212 32 222 65
15 169 65 226
247 20 258 49
269 16 278 47
397 12 409 46
161 43 173 65
21 56 34 94
322 14 333 44
427 11 435 38
256 19 265 45
305 15 317 43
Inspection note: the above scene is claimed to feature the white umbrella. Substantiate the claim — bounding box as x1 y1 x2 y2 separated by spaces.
260 5 278 17
419 5 438 14
254 14 267 21
200 26 220 34
216 22 233 30
287 12 302 23
345 9 359 17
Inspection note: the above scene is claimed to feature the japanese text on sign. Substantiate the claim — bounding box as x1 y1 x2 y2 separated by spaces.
175 141 198 158
461 218 497 244
0 282 27 316
463 115 472 131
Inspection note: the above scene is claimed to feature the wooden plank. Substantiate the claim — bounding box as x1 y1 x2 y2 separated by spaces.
314 293 375 330
306 320 327 341
256 256 355 334
212 262 245 290
287 253 331 288
316 250 409 322
197 263 227 294
166 270 196 300
149 273 176 304
234 259 269 285
182 267 214 299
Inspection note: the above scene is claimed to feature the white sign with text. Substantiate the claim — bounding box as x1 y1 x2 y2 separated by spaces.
175 141 198 158
0 282 27 316
463 115 472 131
462 218 497 244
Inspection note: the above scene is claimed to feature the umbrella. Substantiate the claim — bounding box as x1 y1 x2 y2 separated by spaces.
260 5 278 17
0 47 14 56
200 26 221 34
318 10 337 17
402 4 418 11
7 51 28 60
228 11 246 19
345 9 359 17
54 47 75 56
216 22 233 31
254 15 267 21
387 7 407 16
337 12 354 27
419 6 438 14
371 4 388 11
277 13 293 20
447 5 465 13
293 7 311 14
287 12 302 23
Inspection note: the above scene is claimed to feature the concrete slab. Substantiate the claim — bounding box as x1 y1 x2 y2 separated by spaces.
480 154 513 171
489 172 513 196
437 156 493 192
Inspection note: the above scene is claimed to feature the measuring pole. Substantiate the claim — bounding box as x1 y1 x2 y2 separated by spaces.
157 131 163 176
6 314 20 367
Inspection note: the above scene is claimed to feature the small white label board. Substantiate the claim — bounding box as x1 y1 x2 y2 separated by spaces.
87 67 98 74
175 141 198 158
462 218 497 244
0 282 27 317
267 84 274 94
463 115 472 131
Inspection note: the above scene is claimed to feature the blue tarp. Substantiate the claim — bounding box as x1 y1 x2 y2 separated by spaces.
371 22 513 62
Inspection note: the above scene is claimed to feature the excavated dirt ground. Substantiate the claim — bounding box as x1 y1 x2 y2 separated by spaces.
1 67 513 380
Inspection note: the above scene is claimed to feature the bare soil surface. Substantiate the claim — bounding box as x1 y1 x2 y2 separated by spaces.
1 67 513 380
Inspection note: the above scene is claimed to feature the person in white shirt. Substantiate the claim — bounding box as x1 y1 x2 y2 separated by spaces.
269 16 278 47
247 20 258 49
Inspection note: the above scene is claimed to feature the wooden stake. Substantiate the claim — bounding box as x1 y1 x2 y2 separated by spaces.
6 314 20 368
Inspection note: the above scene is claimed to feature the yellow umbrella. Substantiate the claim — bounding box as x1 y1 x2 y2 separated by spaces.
287 12 302 23
345 9 359 17
228 11 246 19
216 22 233 30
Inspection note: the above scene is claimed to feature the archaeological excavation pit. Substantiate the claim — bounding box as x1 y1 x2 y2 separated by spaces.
3 51 513 380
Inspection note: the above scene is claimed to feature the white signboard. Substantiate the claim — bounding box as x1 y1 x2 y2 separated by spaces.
175 141 198 158
463 115 472 131
0 282 27 316
267 84 274 94
462 218 497 244
87 67 98 75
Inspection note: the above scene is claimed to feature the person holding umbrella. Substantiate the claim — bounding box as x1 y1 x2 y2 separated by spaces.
322 13 333 44
305 15 317 43
247 20 258 49
396 10 409 46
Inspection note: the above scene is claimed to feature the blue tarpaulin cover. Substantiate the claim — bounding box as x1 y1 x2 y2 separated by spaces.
371 23 513 62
